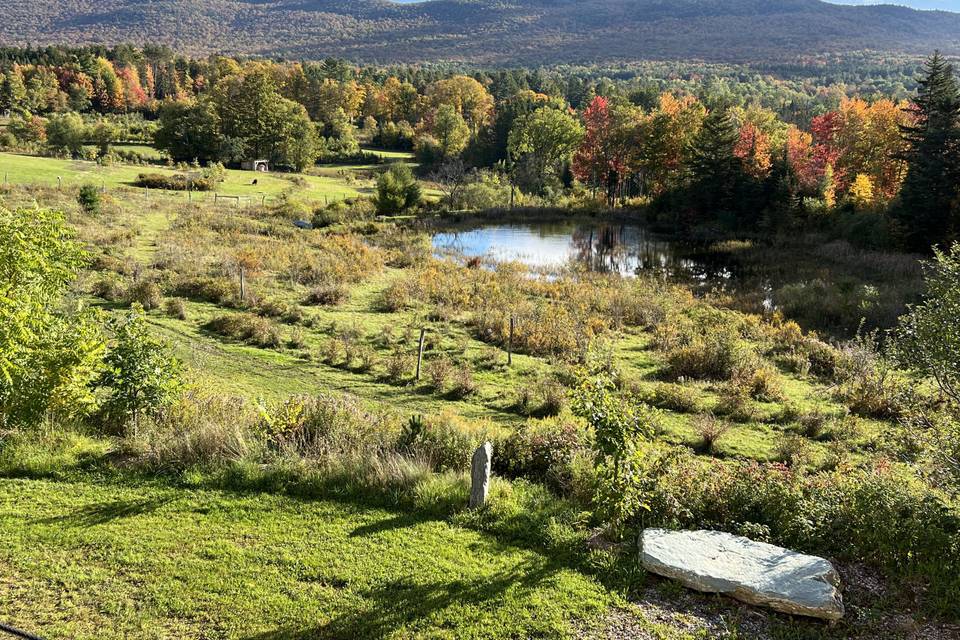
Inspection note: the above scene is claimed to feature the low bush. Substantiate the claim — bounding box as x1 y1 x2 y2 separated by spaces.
168 276 237 305
125 280 163 310
205 313 283 349
648 383 701 413
164 297 188 320
693 414 729 454
512 376 567 417
495 418 588 494
606 444 960 616
135 166 224 191
91 273 127 302
449 366 478 398
303 284 349 306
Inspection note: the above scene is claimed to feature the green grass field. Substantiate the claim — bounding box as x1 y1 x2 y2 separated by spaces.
0 478 612 639
0 152 367 204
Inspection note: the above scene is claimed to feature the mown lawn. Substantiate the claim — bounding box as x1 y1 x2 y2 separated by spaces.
0 478 611 639
0 151 366 204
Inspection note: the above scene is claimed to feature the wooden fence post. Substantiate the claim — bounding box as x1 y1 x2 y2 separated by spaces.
507 316 514 366
415 328 426 380
239 267 245 303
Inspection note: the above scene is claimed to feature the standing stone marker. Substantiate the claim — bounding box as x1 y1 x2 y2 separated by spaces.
640 528 844 620
469 442 493 509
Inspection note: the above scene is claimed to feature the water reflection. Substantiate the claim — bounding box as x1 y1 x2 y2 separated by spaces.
431 222 735 285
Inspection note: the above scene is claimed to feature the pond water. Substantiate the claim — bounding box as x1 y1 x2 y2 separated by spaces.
431 221 738 287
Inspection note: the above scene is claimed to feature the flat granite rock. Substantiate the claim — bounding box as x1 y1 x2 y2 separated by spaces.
640 529 844 621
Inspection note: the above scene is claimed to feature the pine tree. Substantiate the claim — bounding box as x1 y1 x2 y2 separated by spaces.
894 52 960 252
685 107 745 220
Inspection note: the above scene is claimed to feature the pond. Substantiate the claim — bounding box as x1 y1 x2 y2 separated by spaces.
431 221 739 289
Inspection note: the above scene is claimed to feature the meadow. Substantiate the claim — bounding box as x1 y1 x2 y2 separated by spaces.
0 151 958 639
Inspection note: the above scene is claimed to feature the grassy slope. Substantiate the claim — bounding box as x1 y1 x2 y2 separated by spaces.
0 151 367 202
0 478 611 639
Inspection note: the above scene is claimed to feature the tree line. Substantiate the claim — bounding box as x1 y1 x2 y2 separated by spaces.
1 47 959 251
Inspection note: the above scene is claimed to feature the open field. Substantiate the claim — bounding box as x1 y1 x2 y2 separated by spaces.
0 152 367 204
0 151 958 639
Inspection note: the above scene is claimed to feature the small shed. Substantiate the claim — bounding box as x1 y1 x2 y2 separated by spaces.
241 159 269 172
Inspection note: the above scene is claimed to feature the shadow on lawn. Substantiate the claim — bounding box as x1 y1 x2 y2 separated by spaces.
239 560 564 640
33 495 175 527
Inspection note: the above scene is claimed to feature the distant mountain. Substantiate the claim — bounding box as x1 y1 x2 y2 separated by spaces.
829 1 960 11
2 0 960 64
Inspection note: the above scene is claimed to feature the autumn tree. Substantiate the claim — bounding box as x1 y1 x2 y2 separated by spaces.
573 96 635 204
427 76 494 133
508 105 584 194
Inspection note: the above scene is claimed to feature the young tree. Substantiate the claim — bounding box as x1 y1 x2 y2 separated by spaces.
98 306 183 432
432 104 470 158
0 207 104 428
894 52 960 252
894 242 960 403
373 164 422 215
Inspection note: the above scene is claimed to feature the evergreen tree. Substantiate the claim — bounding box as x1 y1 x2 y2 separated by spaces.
894 52 960 252
685 107 745 222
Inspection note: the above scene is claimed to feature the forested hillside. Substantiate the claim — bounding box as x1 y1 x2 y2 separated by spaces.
3 0 960 64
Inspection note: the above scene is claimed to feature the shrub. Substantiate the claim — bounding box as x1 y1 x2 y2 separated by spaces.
834 334 903 419
205 313 283 349
125 280 163 311
663 324 749 381
606 444 960 615
694 414 729 454
168 276 237 305
495 418 587 493
373 164 421 215
77 184 101 214
303 284 349 306
797 410 830 440
513 376 567 417
425 356 453 391
164 297 188 320
449 366 478 398
385 350 409 384
91 273 127 302
774 433 812 467
135 167 223 191
649 383 701 413
733 363 784 403
713 383 759 423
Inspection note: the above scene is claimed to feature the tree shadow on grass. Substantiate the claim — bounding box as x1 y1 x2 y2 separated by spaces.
33 495 175 527
239 560 564 640
348 511 433 538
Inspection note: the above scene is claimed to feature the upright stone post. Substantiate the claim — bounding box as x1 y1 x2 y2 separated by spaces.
469 442 493 509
